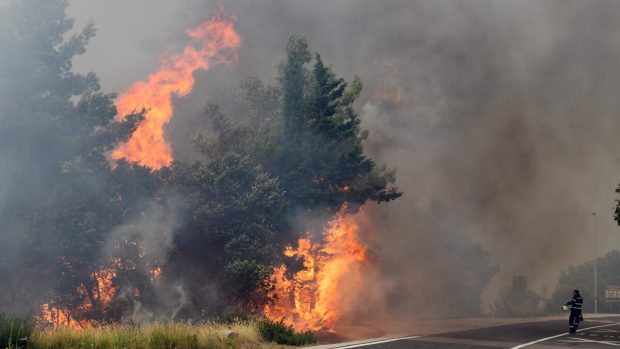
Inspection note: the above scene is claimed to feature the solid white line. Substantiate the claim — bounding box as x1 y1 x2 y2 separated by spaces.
511 322 620 348
331 336 420 349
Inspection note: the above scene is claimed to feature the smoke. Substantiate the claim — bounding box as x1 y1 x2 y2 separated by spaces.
117 282 188 323
104 196 194 322
56 0 620 321
105 197 179 265
352 0 620 310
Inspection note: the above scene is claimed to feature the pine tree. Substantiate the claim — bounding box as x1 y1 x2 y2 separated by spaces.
283 40 401 209
280 35 312 143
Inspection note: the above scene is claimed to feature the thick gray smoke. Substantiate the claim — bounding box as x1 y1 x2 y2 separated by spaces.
65 0 620 320
105 197 179 266
104 197 190 322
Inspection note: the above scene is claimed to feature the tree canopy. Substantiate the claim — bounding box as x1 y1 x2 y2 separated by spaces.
0 0 143 319
0 1 400 324
546 251 620 314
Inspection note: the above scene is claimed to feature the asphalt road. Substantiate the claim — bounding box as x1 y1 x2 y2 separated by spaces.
336 317 620 349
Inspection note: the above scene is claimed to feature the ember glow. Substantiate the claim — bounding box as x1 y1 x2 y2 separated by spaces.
150 266 163 283
264 204 371 332
111 7 241 169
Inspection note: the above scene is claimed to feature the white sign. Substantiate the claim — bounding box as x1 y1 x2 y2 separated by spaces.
605 285 620 303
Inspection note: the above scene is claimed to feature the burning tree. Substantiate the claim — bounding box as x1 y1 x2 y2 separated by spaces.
0 0 400 331
192 36 401 330
264 204 373 331
0 0 145 327
198 35 400 212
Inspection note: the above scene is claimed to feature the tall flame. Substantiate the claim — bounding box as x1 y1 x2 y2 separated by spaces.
112 7 241 169
264 204 370 332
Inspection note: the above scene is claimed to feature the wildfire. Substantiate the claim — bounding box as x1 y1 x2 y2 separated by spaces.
150 266 163 283
264 204 370 332
111 6 241 169
92 266 118 305
39 304 84 330
38 265 118 330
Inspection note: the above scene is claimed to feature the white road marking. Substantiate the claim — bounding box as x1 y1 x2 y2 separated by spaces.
511 322 620 348
593 329 620 333
570 337 620 346
331 336 420 349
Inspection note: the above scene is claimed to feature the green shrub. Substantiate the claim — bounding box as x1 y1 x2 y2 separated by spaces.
0 313 33 348
257 319 316 346
221 307 250 324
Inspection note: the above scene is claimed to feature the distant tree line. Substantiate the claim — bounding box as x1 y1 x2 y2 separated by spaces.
490 250 620 316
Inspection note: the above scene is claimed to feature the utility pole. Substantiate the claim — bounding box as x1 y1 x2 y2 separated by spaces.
592 212 598 314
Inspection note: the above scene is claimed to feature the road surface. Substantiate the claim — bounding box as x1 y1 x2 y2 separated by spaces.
330 316 620 348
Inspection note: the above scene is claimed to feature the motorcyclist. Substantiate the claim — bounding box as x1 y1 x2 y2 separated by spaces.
564 289 583 334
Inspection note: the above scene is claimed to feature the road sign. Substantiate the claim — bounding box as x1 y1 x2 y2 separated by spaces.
605 285 620 303
513 276 527 292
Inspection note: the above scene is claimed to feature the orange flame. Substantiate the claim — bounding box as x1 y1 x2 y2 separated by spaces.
38 265 119 330
112 7 241 169
264 204 370 332
92 266 118 305
39 304 86 330
150 266 162 284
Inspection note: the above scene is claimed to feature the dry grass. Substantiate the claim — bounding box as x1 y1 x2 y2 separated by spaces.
30 322 289 349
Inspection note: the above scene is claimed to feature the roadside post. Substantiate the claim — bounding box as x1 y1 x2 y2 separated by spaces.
513 276 527 316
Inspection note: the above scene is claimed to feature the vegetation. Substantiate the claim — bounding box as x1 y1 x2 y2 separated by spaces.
490 287 544 317
545 250 620 314
0 314 316 349
28 322 283 349
487 251 620 316
0 0 399 324
257 319 316 346
1 315 314 349
0 314 33 348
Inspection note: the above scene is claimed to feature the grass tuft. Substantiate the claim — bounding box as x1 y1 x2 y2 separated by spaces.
30 321 281 349
0 313 33 349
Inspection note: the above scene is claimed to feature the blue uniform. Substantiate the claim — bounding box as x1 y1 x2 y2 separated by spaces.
566 294 583 334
